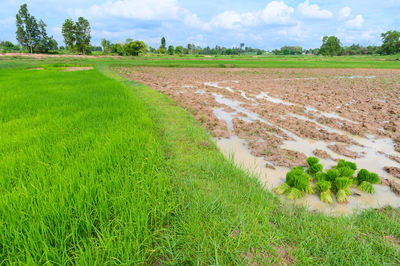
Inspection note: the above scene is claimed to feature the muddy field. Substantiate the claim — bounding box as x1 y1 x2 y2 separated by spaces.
117 67 400 214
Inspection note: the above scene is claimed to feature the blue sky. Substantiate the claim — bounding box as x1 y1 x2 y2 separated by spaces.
1 0 400 50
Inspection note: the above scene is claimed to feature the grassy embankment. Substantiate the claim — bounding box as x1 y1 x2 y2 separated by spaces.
0 58 399 264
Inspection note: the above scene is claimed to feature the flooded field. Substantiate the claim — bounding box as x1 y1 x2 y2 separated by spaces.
118 67 400 214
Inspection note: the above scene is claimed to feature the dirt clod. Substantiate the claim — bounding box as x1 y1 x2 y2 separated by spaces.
384 167 400 179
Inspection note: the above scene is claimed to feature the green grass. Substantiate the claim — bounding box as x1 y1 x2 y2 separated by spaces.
0 66 174 264
1 53 400 69
0 60 399 264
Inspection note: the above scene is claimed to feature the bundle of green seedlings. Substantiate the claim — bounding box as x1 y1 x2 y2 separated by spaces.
276 157 381 204
313 159 355 204
274 166 314 200
356 169 381 193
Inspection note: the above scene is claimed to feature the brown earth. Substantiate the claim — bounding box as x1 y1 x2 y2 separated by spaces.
62 67 94 72
384 167 400 179
115 67 400 172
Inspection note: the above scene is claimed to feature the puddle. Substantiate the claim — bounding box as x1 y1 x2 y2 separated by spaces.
216 135 400 215
273 77 318 81
213 108 235 131
336 75 376 79
195 89 206 95
282 114 400 181
305 106 359 124
210 93 400 215
240 91 252 101
205 81 234 93
255 92 293 106
182 85 195 89
216 136 287 189
211 92 400 174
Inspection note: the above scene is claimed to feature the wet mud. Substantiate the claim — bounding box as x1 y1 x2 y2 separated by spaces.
116 67 400 214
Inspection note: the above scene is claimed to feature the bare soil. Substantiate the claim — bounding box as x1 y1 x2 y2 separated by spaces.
116 67 400 201
62 67 94 72
385 167 400 179
117 67 400 168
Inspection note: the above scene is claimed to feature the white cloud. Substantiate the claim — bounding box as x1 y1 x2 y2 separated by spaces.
336 27 381 45
297 0 333 19
277 22 308 40
76 0 180 20
260 1 294 24
346 14 364 29
210 11 248 29
183 12 210 30
185 1 294 30
339 7 351 19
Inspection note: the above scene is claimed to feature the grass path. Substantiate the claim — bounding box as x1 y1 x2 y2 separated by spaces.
0 62 399 264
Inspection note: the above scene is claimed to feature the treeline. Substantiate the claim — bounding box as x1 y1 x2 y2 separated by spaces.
0 41 21 52
99 37 265 56
273 44 380 56
273 33 400 56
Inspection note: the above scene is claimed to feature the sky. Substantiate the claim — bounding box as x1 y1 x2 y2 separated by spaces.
1 0 400 50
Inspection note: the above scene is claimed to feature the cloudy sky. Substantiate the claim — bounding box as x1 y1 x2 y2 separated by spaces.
1 0 400 49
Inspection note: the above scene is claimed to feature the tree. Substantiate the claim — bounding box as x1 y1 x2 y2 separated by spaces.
35 20 57 53
175 45 183 55
161 37 166 49
101 39 111 53
381 30 400 55
16 4 39 53
187 43 193 54
240 43 245 54
75 17 91 54
110 43 124 55
15 4 55 54
62 17 91 54
47 38 58 51
1 41 15 48
320 36 342 56
123 40 146 56
167 45 174 55
62 19 75 54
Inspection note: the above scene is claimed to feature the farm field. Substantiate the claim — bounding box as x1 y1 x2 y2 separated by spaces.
0 57 400 264
1 53 400 69
118 66 400 214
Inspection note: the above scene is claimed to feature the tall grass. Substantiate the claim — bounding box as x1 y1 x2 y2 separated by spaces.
0 67 175 264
